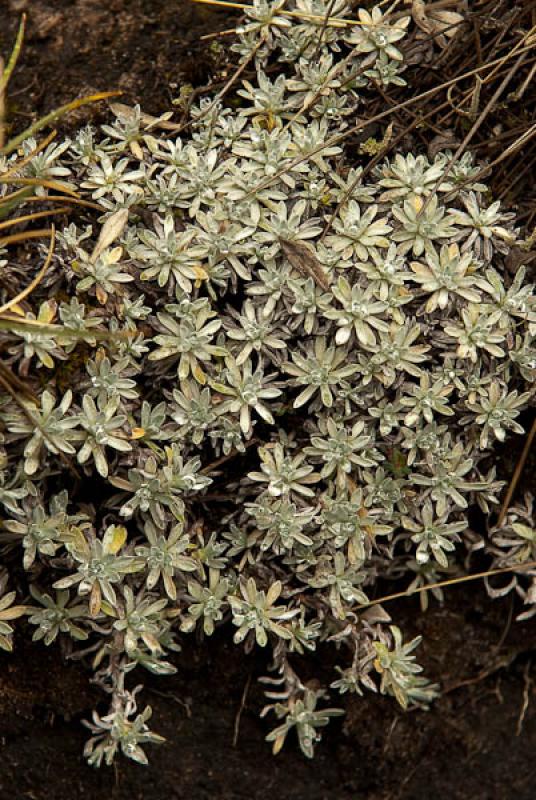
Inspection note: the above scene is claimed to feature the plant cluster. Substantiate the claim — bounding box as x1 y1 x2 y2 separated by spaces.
0 0 534 765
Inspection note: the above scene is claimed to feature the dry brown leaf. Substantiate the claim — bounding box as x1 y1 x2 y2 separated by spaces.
280 238 331 291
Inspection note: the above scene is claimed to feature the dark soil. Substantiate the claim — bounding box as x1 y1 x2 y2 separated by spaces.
1 0 232 132
1 1 536 798
1 585 536 800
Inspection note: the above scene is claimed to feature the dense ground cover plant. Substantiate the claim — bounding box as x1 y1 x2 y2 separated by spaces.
0 0 535 766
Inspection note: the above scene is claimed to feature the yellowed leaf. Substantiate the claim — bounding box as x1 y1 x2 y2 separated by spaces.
412 195 424 213
37 299 57 324
99 600 116 617
102 524 127 555
193 265 208 281
192 363 207 385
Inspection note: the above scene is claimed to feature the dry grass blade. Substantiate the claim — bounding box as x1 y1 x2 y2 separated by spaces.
1 90 122 156
14 194 104 212
199 27 239 41
0 58 5 151
0 186 32 208
0 189 100 224
0 315 134 342
0 11 25 146
0 226 55 314
0 207 70 231
0 176 80 198
0 129 58 180
512 60 536 101
0 227 52 247
0 15 26 97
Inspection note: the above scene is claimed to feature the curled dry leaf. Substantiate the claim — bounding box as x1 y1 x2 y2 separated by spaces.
412 0 466 48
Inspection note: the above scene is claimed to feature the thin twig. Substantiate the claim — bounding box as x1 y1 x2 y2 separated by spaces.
174 30 269 137
363 560 536 609
443 124 536 202
201 436 259 474
497 146 536 202
516 659 533 736
444 650 519 695
312 0 338 58
0 129 58 180
416 42 532 218
190 0 380 28
233 673 252 746
244 43 536 200
497 417 536 527
495 594 514 652
0 361 36 400
512 59 536 100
